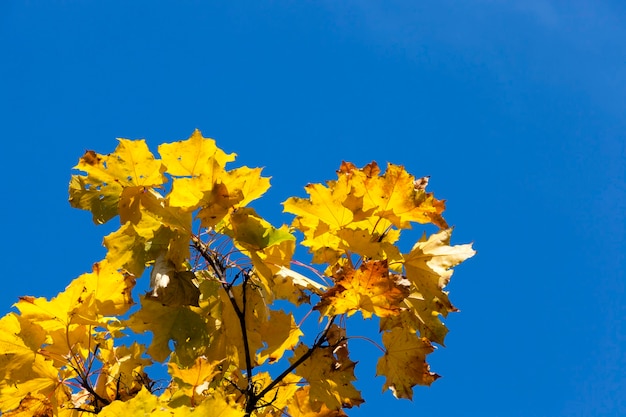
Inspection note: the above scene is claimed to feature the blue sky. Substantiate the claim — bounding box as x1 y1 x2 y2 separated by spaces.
1 1 625 416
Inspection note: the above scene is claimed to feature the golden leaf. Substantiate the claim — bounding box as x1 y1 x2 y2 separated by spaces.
257 310 303 364
291 326 363 411
358 163 446 229
168 356 222 406
219 208 295 252
2 392 52 417
315 260 410 319
248 239 326 305
160 131 270 228
0 353 62 413
158 129 235 177
95 340 152 402
15 260 135 329
402 228 475 343
283 162 449 268
286 386 348 417
98 387 171 416
125 298 210 365
69 139 166 225
376 327 438 399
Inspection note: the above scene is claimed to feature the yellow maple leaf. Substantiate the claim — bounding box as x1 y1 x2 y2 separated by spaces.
1 261 137 411
283 177 357 261
220 166 271 208
380 295 450 347
286 386 348 417
284 180 355 231
402 228 475 338
169 176 242 217
356 162 448 229
68 174 122 225
0 313 41 361
104 211 187 276
94 340 152 403
97 182 192 275
159 129 236 177
315 260 410 319
104 221 153 275
95 139 165 187
219 208 295 252
15 260 135 329
272 265 326 303
0 313 67 416
257 310 303 364
246 236 326 305
335 227 402 265
0 351 64 414
376 327 438 399
167 169 268 228
168 356 222 406
125 298 211 366
194 182 245 227
283 162 449 270
70 139 166 225
160 131 270 228
98 387 171 416
290 218 343 266
190 391 246 417
2 392 53 417
291 327 363 411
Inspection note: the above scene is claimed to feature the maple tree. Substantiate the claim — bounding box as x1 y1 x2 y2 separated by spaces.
0 130 474 416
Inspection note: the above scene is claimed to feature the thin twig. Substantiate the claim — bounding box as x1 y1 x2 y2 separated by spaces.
347 335 386 353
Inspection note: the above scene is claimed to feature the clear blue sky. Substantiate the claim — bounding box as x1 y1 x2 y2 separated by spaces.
1 1 625 416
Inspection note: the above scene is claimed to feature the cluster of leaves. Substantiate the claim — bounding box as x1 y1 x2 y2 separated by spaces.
0 130 474 416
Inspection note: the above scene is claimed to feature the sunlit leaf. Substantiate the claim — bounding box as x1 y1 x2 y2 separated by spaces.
158 129 236 177
376 327 438 399
99 387 172 416
402 228 475 342
315 260 410 319
291 325 363 411
257 310 303 364
287 386 348 417
7 133 476 416
95 340 152 402
69 139 166 225
0 352 63 413
219 208 295 252
168 356 222 406
126 298 210 365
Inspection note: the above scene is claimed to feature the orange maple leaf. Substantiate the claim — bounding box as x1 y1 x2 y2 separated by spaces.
315 260 410 319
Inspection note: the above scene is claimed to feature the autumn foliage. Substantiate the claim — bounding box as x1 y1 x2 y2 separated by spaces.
0 130 474 416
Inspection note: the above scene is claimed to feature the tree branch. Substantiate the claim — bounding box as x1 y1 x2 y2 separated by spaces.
240 273 256 413
249 316 337 412
192 234 256 414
